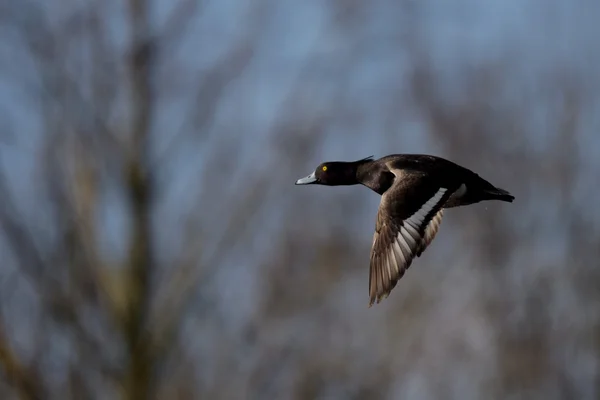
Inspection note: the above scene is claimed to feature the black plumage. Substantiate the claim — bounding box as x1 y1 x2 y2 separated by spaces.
295 154 514 306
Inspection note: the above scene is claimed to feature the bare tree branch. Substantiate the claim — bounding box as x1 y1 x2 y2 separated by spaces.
0 322 44 400
121 1 156 399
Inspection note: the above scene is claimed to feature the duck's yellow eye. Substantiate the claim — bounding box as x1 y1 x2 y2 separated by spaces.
322 166 328 172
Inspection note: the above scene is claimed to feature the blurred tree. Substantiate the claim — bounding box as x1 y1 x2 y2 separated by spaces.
0 0 599 400
0 0 275 398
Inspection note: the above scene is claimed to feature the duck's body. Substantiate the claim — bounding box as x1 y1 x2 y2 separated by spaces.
295 154 514 306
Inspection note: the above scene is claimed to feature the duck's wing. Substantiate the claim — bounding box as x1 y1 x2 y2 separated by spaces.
417 208 444 257
368 172 456 306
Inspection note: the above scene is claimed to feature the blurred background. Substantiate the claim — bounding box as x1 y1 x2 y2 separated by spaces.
1 0 599 399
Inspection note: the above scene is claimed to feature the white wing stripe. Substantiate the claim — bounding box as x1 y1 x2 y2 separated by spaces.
404 223 420 238
392 241 405 265
406 188 447 230
387 188 448 274
405 220 421 232
386 254 396 278
389 250 400 274
400 227 418 248
397 236 412 258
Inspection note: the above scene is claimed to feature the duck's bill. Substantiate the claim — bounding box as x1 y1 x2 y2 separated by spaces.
295 172 317 185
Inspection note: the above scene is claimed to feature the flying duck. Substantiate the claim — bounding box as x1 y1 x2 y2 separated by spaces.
295 154 514 306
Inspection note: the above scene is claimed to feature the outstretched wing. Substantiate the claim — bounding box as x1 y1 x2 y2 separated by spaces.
368 172 455 306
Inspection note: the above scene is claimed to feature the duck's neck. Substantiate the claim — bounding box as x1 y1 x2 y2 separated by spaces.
356 162 394 195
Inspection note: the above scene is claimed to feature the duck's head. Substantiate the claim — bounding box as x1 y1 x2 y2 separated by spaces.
295 156 373 186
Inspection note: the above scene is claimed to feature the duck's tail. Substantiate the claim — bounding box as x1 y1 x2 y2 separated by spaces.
483 187 515 203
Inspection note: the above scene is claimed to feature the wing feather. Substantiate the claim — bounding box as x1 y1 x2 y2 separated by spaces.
368 173 456 306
